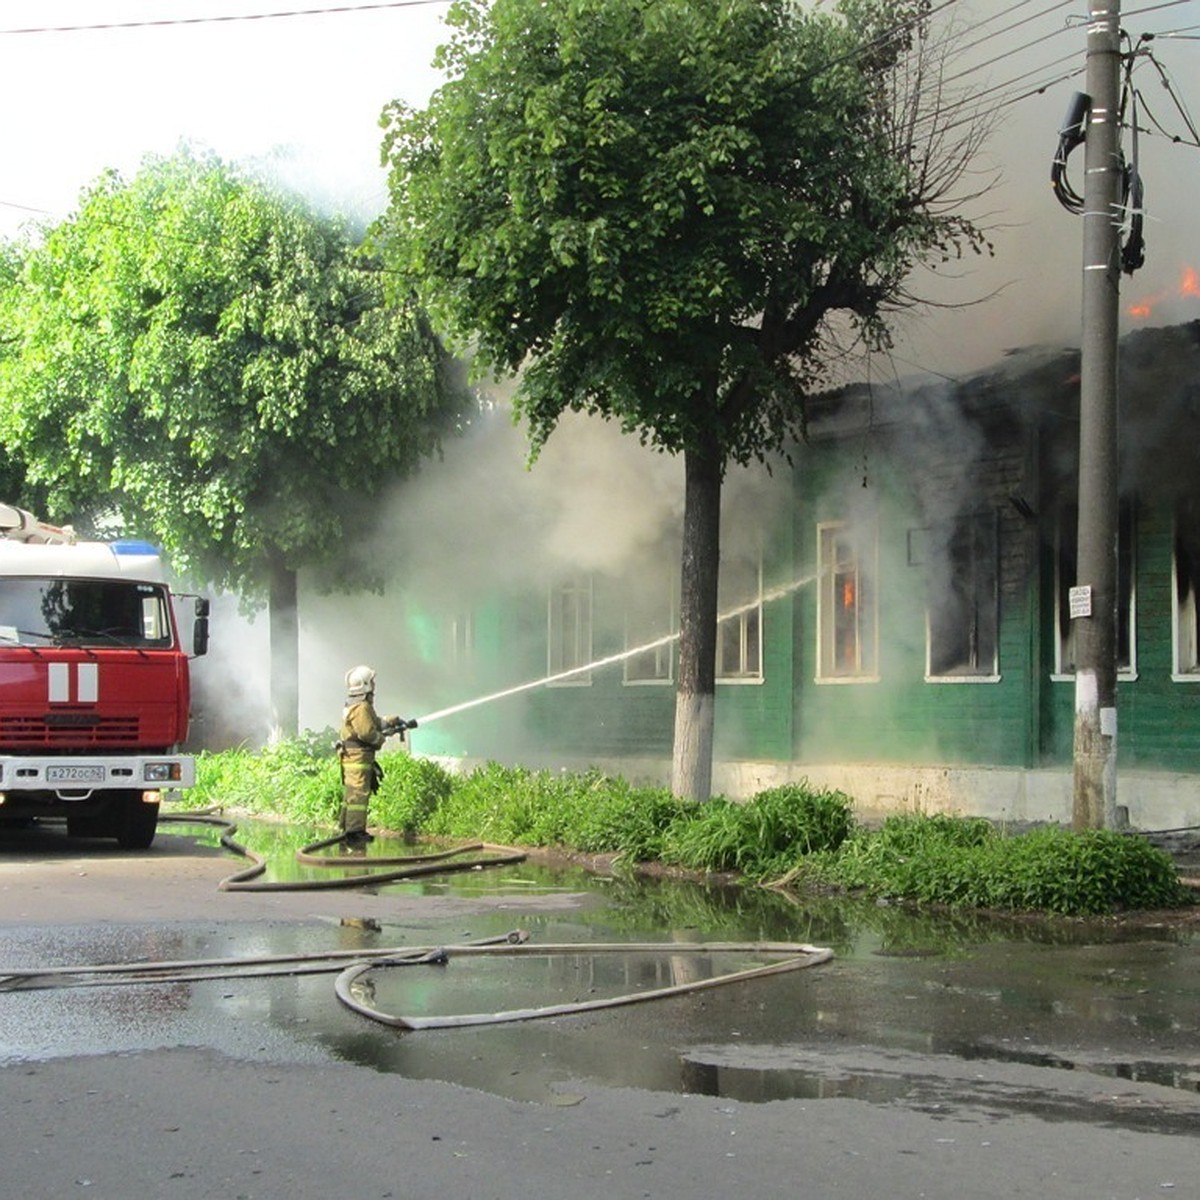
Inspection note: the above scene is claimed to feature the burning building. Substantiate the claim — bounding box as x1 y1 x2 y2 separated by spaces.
273 320 1200 830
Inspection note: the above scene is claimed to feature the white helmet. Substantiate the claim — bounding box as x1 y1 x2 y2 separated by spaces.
345 664 376 698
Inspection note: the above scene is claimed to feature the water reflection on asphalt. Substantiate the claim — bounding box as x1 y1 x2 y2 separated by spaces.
2 821 1198 1127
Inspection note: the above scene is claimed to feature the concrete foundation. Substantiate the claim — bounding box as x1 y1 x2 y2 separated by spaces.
428 753 1200 833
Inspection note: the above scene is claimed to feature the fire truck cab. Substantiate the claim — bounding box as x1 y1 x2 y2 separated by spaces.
0 505 208 849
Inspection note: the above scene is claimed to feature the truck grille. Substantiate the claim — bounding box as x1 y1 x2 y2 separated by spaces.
0 715 141 747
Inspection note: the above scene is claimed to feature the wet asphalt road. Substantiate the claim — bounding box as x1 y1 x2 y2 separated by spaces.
2 819 1199 1199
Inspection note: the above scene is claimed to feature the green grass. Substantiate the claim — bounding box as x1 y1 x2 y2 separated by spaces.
799 814 1192 915
182 734 1194 917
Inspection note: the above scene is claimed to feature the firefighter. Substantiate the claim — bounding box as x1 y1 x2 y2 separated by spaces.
337 664 406 846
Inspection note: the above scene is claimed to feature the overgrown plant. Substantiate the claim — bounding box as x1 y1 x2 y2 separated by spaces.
662 783 855 878
183 738 1192 916
798 815 1191 916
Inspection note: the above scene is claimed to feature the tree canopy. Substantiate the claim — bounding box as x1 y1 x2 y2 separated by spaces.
376 0 984 468
374 0 991 797
0 148 472 596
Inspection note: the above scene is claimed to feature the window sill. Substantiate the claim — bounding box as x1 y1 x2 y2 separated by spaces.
925 674 1001 684
1050 672 1139 683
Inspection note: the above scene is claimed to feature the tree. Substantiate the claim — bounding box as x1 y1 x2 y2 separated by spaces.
376 0 989 798
0 149 472 735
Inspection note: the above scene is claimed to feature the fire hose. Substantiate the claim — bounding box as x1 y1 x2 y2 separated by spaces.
0 932 832 1030
156 811 527 891
0 814 834 1028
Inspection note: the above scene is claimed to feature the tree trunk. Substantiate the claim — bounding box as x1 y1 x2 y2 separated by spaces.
672 435 723 800
266 546 300 739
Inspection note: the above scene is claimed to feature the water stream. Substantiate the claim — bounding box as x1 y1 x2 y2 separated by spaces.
415 573 817 725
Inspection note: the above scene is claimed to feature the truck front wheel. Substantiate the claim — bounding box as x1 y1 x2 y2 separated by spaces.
115 790 160 850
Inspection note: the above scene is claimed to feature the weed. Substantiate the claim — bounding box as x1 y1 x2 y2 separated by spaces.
186 739 1193 916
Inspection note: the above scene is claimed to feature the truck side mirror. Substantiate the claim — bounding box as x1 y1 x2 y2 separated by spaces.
192 597 210 658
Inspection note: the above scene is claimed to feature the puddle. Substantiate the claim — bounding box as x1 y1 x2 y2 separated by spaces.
2 818 1199 1123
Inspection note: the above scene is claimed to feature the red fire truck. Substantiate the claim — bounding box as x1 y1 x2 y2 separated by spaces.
0 504 209 849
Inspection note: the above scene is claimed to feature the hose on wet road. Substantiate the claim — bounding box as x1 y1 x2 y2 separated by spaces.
0 813 834 1029
157 811 526 891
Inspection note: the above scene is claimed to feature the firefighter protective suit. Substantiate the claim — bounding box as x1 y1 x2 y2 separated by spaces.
339 693 388 838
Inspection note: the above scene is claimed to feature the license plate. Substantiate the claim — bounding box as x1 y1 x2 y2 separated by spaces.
46 765 105 783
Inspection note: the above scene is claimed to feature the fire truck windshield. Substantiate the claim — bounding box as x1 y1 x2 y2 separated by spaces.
0 578 173 649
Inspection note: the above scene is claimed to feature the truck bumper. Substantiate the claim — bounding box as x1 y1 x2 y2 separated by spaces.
0 754 195 796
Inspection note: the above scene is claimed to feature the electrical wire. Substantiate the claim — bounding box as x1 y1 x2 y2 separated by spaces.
943 22 1078 88
948 0 1079 60
0 0 449 36
1141 47 1200 144
1121 0 1199 16
1051 89 1090 215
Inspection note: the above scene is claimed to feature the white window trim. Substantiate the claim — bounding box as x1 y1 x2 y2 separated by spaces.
1051 507 1138 683
815 520 879 685
923 512 1001 684
447 610 475 668
1171 520 1200 681
547 575 593 687
717 556 764 685
623 585 675 687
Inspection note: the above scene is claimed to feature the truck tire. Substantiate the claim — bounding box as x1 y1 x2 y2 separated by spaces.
115 791 159 850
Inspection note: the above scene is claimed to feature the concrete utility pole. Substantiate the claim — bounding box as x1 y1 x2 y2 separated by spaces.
1072 1 1123 831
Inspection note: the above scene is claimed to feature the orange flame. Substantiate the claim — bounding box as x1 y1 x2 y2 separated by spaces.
1127 266 1200 319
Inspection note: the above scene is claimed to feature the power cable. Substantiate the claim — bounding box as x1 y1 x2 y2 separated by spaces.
1052 91 1090 216
943 22 1077 88
949 0 1078 58
0 0 449 36
1141 45 1200 144
1121 0 1199 16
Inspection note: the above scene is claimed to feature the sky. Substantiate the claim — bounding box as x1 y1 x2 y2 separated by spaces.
0 0 448 233
1 0 1198 379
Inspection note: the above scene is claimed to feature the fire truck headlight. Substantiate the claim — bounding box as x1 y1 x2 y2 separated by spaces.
144 762 182 783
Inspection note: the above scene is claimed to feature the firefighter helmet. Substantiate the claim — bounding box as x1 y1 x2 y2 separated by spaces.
345 664 376 698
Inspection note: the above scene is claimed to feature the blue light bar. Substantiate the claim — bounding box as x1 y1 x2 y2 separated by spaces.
111 539 160 556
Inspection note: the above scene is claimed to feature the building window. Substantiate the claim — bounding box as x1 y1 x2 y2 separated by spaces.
624 581 675 684
817 522 878 681
548 576 592 685
446 610 474 667
1173 500 1200 678
1054 502 1134 677
716 555 762 682
925 511 1000 680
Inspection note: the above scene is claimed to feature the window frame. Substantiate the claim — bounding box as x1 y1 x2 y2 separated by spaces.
446 609 475 668
623 578 675 686
716 554 763 684
815 520 879 683
547 575 593 687
922 509 1001 684
1172 502 1200 680
1052 501 1137 682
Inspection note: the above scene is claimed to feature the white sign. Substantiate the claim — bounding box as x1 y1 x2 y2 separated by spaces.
1068 585 1092 619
